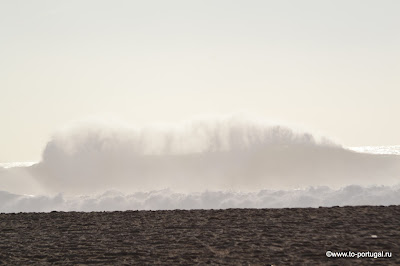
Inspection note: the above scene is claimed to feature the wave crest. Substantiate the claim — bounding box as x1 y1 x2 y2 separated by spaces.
27 116 399 194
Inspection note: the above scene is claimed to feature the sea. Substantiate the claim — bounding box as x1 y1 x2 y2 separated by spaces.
1 118 399 212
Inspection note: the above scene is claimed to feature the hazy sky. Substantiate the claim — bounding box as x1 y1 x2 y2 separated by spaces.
1 0 399 161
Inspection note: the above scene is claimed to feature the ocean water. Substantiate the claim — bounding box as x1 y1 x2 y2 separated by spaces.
1 116 399 212
349 145 400 155
0 162 36 169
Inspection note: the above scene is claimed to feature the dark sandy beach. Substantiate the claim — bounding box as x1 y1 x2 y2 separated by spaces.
1 206 399 265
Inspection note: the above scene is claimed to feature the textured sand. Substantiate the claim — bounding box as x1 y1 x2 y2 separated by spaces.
1 206 399 265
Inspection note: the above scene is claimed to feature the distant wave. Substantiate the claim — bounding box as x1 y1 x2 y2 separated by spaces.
1 185 400 213
0 162 36 169
350 145 400 155
28 116 398 194
1 115 400 195
0 115 399 212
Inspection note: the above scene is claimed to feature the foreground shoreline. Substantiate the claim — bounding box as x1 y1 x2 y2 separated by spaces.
1 206 399 265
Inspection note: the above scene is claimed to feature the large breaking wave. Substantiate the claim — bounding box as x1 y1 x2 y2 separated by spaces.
1 115 399 212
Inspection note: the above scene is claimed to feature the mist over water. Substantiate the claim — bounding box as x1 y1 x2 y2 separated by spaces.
1 116 399 212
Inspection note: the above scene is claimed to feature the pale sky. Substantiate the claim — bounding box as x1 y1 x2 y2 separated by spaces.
1 0 399 162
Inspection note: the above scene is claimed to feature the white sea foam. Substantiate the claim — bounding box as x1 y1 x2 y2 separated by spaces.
349 145 400 155
0 162 37 169
1 185 400 213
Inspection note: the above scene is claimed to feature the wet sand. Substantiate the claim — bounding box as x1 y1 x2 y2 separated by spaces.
1 206 399 265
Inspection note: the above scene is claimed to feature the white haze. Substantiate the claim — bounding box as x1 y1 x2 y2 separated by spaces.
1 115 399 212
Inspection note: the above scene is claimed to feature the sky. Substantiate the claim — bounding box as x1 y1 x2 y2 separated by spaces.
1 0 399 162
